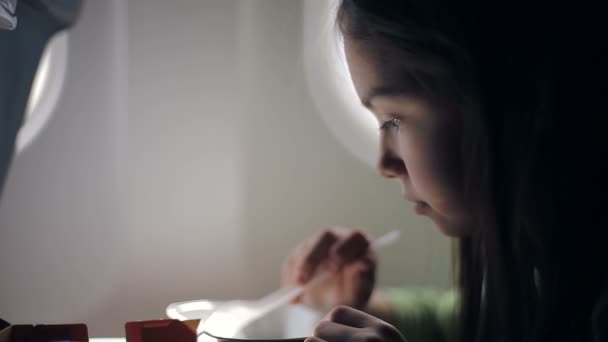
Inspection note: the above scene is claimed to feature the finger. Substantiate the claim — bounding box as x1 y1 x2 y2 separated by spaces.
283 239 319 286
299 230 339 283
284 251 307 304
314 319 362 341
290 293 303 305
341 257 376 309
320 307 406 342
331 230 370 269
324 306 378 329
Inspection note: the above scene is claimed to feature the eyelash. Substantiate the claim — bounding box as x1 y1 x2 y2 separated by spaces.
379 117 401 130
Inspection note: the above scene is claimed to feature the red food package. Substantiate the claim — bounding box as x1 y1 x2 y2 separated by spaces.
125 319 196 342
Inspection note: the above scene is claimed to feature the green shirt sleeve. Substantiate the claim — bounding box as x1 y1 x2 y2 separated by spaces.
385 287 457 342
385 287 608 342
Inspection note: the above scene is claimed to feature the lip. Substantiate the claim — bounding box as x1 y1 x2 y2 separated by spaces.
413 201 429 215
401 184 428 214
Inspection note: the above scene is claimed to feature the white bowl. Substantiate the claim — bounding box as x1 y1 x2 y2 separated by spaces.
166 299 322 340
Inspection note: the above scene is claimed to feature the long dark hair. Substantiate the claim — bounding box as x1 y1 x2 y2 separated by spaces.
337 1 608 341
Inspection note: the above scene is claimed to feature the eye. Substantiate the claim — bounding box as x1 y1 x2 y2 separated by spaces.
379 117 400 130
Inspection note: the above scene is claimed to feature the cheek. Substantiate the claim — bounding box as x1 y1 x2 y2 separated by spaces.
399 123 465 217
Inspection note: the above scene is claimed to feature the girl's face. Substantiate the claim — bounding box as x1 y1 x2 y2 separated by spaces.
344 37 475 237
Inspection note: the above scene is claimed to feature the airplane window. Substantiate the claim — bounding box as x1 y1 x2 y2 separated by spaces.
16 31 69 154
303 0 379 167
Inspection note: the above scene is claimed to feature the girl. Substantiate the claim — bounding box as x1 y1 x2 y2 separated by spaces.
282 1 607 342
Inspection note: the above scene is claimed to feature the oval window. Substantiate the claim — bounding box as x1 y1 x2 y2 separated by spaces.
16 31 69 154
303 0 379 167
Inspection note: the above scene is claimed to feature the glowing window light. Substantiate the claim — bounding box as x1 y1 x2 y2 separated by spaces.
16 32 68 154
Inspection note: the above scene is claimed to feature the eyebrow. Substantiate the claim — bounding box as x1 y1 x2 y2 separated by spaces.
361 86 415 109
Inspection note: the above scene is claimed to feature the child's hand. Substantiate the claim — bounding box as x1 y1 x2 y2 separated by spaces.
281 227 377 312
305 306 406 342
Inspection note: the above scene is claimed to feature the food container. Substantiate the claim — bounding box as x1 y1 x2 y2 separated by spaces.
165 299 323 342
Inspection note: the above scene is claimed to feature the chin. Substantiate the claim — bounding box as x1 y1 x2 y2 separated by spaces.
433 221 465 237
426 210 472 238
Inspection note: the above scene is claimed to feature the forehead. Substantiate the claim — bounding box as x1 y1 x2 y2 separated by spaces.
345 36 467 109
344 37 427 104
344 38 394 88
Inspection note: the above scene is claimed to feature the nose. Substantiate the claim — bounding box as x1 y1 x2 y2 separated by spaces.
377 147 407 179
